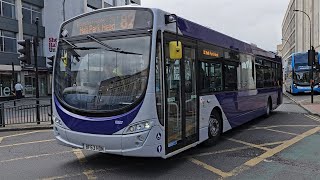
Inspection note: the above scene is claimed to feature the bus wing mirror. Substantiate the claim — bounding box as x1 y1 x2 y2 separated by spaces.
169 41 182 60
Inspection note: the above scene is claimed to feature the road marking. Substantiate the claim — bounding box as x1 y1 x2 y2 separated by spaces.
264 128 299 136
40 169 112 180
0 150 73 163
248 124 319 130
72 149 98 180
83 169 97 180
188 141 285 158
0 139 55 148
305 115 320 123
189 158 232 178
230 126 320 176
0 130 52 144
226 138 270 151
72 149 87 164
190 146 252 158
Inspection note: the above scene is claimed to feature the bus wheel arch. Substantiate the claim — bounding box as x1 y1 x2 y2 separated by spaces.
204 107 223 146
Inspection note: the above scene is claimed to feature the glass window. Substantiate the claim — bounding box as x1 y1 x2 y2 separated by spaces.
22 8 31 23
239 54 255 90
264 61 272 87
4 37 16 52
224 64 237 91
0 30 16 53
155 41 163 125
0 37 3 51
1 0 15 19
22 3 42 25
200 62 222 92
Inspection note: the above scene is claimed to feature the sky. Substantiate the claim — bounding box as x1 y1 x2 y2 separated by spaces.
142 0 290 51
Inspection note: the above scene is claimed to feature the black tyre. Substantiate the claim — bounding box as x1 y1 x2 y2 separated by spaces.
265 98 272 117
203 109 222 146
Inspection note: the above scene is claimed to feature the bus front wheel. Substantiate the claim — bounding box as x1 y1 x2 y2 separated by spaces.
265 98 272 117
204 109 222 146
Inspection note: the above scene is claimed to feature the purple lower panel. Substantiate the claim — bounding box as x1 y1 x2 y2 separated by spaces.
55 97 142 135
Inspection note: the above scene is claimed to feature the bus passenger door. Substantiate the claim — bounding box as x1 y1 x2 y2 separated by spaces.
164 41 198 154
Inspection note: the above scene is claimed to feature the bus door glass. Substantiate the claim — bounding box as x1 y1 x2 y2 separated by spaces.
164 39 198 153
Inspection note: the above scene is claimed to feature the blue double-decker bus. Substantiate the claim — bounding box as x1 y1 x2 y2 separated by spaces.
284 52 320 94
52 6 283 158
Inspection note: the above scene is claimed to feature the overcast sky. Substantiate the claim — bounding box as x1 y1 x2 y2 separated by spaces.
142 0 290 51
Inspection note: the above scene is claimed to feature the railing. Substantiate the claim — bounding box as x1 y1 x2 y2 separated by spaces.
0 98 53 127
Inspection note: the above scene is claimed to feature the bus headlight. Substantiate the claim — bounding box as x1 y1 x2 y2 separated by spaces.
293 84 297 88
125 120 154 134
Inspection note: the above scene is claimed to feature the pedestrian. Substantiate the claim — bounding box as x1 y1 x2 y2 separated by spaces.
14 82 23 99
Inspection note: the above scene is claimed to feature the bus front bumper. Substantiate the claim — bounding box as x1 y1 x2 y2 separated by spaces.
53 124 164 158
292 85 320 93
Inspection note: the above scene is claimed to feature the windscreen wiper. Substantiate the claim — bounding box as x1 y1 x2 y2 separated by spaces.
60 38 81 61
86 35 142 55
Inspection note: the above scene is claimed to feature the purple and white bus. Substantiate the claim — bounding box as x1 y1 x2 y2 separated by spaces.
52 6 283 158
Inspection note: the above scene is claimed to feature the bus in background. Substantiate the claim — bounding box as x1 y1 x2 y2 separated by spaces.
284 52 320 94
52 7 283 158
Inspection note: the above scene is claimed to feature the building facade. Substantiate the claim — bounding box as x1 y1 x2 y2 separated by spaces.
279 0 320 62
0 0 140 98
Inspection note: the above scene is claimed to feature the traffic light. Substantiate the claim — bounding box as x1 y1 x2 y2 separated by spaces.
17 39 32 64
308 48 315 66
47 55 55 66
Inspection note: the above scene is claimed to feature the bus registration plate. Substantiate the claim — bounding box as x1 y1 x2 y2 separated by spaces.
84 144 105 152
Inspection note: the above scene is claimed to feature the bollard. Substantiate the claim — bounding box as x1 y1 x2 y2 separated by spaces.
0 103 5 127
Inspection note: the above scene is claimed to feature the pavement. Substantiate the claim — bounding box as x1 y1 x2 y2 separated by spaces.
0 96 320 179
284 92 320 116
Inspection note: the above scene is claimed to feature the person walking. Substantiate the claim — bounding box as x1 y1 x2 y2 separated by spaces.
14 82 23 99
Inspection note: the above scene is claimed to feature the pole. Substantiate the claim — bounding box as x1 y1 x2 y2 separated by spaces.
12 62 16 106
294 10 313 103
34 18 40 124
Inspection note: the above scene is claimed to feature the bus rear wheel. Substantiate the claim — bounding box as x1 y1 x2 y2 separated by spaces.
204 109 222 146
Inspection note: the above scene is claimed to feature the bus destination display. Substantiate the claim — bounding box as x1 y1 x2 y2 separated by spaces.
62 10 153 37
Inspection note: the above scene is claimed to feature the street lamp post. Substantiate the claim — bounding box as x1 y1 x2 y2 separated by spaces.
293 9 314 103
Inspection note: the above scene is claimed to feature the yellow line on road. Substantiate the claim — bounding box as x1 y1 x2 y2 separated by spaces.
72 149 87 164
305 115 320 123
0 139 55 148
230 126 320 176
226 138 270 151
0 150 73 163
0 130 52 144
190 146 252 158
264 128 299 136
83 169 97 180
248 124 319 130
189 158 232 178
40 169 110 180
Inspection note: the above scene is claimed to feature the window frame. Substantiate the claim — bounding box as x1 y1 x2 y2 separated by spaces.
22 2 42 25
1 0 15 19
0 30 17 53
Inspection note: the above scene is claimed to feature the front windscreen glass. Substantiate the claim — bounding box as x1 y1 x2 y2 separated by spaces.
54 36 150 111
294 71 310 85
